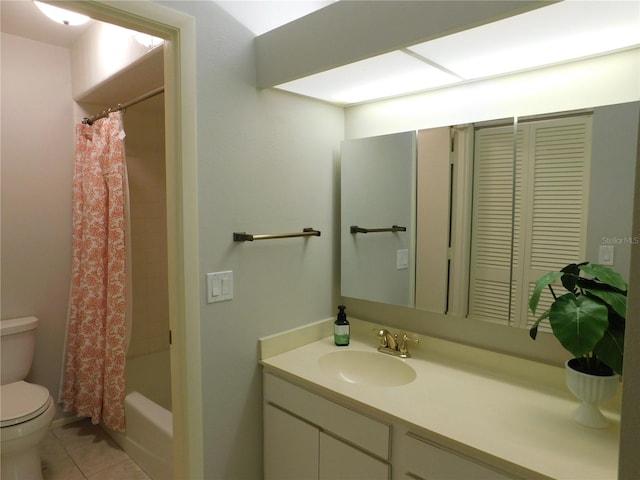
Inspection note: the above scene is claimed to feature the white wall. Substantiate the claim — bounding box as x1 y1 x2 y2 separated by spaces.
619 114 640 479
71 22 159 99
588 102 640 280
161 2 343 477
1 33 75 410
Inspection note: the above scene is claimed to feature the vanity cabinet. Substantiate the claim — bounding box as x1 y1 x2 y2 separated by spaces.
263 373 390 480
263 372 519 480
261 331 620 479
264 404 318 479
319 431 389 480
402 432 514 480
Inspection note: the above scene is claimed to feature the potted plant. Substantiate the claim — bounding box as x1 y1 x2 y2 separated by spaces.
529 262 626 428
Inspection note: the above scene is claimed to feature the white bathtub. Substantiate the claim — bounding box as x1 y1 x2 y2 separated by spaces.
105 392 173 480
104 350 173 480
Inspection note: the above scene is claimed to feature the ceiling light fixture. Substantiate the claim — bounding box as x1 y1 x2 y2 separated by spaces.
34 1 90 26
274 1 640 106
277 51 461 105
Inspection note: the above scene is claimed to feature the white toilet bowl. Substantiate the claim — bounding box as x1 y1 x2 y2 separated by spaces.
1 381 55 480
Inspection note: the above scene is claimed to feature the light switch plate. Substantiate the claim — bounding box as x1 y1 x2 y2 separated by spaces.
206 271 233 303
598 245 614 266
397 249 409 269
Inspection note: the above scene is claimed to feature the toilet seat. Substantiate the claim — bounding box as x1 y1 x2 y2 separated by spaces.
0 381 51 428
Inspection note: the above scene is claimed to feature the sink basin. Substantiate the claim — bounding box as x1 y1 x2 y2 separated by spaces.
318 350 416 386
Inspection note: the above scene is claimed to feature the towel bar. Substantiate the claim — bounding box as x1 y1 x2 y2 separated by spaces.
233 228 321 242
350 225 406 234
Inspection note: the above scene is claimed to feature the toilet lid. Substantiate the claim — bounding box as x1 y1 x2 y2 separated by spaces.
0 381 51 427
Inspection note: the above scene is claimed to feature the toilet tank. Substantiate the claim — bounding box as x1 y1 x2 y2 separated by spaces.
0 316 39 385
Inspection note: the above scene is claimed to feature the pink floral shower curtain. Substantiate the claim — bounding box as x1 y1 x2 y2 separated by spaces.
62 112 128 432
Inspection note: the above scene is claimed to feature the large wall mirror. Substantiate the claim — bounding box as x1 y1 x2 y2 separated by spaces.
341 101 639 330
341 132 417 307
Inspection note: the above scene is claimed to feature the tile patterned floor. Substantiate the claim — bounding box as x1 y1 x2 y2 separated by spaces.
40 418 150 480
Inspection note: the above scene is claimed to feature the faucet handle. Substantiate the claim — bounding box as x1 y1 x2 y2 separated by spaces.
373 328 390 347
399 333 419 357
387 332 398 351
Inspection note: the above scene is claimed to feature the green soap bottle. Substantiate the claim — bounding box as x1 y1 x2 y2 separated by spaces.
334 305 350 346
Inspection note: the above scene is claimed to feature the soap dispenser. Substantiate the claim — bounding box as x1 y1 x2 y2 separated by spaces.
334 305 350 346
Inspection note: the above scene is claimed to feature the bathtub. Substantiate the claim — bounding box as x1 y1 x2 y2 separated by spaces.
104 350 173 480
109 392 173 480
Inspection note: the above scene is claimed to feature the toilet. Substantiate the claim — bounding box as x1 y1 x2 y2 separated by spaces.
1 316 55 480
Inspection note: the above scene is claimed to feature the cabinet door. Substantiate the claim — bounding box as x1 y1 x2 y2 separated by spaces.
404 433 513 480
264 373 391 460
319 432 389 480
264 404 319 480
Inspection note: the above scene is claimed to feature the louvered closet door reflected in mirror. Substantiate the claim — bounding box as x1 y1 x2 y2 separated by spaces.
468 115 592 329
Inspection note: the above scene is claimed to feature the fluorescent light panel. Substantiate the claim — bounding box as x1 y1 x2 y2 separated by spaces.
275 1 640 105
277 51 460 105
408 1 640 80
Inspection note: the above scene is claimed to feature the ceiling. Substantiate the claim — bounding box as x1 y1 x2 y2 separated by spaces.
3 1 638 107
216 1 336 36
0 0 335 47
0 0 93 47
0 0 329 109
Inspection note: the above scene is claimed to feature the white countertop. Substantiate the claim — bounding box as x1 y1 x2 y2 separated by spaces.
260 319 620 480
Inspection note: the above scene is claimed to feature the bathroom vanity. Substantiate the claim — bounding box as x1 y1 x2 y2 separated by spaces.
260 318 620 480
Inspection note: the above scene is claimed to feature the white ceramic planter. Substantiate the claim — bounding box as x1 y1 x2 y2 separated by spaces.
565 360 619 428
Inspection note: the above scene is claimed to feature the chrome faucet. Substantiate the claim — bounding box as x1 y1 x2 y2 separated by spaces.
374 329 419 358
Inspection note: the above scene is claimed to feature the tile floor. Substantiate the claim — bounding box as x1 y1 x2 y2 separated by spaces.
40 418 150 480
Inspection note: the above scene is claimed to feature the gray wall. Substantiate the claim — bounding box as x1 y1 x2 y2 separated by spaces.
587 101 640 280
163 2 344 477
618 103 640 479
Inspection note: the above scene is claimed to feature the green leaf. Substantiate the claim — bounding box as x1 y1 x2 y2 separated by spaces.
561 263 583 275
578 263 628 292
607 310 626 332
529 308 550 340
594 328 625 375
584 289 627 319
529 272 563 314
549 293 609 358
560 263 581 292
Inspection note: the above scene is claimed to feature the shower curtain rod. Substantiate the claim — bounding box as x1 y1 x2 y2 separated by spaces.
82 86 165 125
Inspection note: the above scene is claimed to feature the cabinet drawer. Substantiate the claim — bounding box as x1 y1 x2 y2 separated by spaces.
264 373 390 460
404 432 513 479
